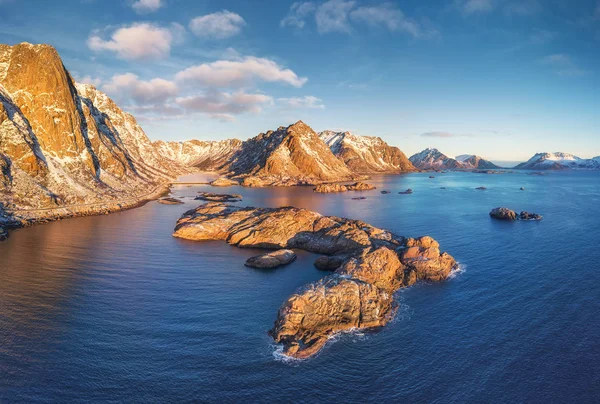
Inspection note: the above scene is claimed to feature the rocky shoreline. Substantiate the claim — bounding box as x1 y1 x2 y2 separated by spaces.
0 184 171 230
173 202 457 359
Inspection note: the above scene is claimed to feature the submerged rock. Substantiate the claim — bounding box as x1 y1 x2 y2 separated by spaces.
399 189 413 194
476 186 487 190
245 249 297 268
380 190 391 194
173 203 456 359
195 192 242 202
0 225 8 241
210 177 239 187
351 196 367 200
158 197 184 205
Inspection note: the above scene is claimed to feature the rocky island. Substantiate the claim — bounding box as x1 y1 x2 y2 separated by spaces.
173 202 457 359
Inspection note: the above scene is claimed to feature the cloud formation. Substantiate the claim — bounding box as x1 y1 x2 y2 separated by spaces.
189 10 246 39
103 73 178 104
175 57 308 88
176 91 273 121
132 0 163 14
541 54 587 77
280 0 432 37
88 23 182 61
421 132 474 138
281 2 317 28
455 0 542 16
278 96 325 109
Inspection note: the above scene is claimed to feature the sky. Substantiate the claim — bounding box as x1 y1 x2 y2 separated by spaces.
1 0 599 161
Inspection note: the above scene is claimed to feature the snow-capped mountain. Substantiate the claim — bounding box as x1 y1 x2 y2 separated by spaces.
455 154 501 169
227 121 357 186
409 148 464 170
515 153 600 170
154 139 242 170
0 43 183 214
319 131 415 173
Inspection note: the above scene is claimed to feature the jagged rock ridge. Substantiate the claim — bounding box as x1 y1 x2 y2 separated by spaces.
456 154 501 169
319 130 415 173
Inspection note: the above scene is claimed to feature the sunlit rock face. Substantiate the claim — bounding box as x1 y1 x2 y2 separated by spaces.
0 43 183 214
320 130 415 174
173 203 457 359
225 121 359 187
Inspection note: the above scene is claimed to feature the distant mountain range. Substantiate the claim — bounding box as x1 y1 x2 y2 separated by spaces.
514 152 600 170
409 148 500 170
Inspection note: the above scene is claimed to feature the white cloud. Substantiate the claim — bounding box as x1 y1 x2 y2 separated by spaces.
349 3 421 37
176 90 273 120
541 54 587 77
456 0 495 14
278 96 325 109
132 0 163 14
103 73 178 104
280 2 317 28
175 57 307 88
87 23 179 61
421 132 475 138
189 10 245 39
75 75 102 86
315 0 356 34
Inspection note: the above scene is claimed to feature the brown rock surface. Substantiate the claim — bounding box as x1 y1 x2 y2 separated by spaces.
210 177 239 187
158 197 184 205
195 192 242 202
245 249 297 268
173 203 457 359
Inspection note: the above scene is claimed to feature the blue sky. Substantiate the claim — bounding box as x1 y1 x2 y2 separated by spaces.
1 0 599 160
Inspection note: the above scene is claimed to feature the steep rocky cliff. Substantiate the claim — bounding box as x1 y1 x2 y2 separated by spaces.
409 148 464 170
455 154 501 169
0 43 181 219
320 130 415 173
226 121 358 186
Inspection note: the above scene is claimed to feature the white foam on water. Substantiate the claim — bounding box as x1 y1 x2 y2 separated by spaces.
448 263 467 279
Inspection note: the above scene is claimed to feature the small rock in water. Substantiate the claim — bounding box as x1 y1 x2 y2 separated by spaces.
520 187 525 191
195 192 242 202
245 249 297 269
490 207 542 221
519 211 543 221
399 189 413 195
158 197 184 205
429 176 436 179
351 196 367 200
381 190 391 194
440 187 447 190
476 186 487 190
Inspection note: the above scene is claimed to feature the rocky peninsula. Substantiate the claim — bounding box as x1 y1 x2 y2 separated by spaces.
173 202 457 359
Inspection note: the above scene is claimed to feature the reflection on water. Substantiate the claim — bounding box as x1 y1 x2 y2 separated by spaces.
1 171 600 403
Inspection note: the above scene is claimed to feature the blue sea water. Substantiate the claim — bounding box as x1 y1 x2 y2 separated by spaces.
1 171 599 403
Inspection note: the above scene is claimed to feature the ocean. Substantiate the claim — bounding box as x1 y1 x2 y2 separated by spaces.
1 171 599 403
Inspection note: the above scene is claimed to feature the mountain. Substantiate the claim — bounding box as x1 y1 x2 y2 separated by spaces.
319 131 415 174
226 121 358 186
154 139 242 170
515 153 600 170
455 154 501 169
0 43 181 219
409 148 464 170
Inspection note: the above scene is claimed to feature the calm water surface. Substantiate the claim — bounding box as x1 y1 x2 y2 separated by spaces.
1 171 599 403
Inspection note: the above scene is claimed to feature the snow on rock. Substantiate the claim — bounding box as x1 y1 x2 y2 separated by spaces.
319 130 414 174
515 152 600 170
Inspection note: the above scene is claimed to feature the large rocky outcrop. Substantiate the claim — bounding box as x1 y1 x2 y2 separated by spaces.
456 154 501 169
226 121 358 186
0 43 183 221
320 130 415 174
173 203 457 358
